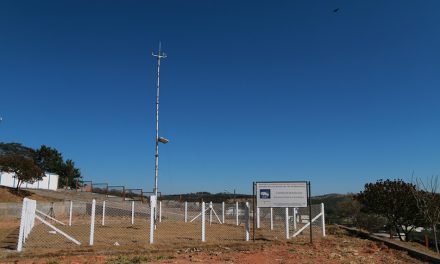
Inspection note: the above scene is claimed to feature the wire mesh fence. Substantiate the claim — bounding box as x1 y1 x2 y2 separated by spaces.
10 198 326 254
253 204 324 241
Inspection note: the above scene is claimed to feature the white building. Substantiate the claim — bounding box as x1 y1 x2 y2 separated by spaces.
0 172 59 191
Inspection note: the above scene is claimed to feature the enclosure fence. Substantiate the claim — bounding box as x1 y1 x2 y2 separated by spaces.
13 198 326 253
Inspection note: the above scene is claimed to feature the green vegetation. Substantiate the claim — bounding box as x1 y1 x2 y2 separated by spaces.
0 142 82 190
162 192 253 203
0 155 44 191
315 178 440 253
356 179 424 242
45 260 60 264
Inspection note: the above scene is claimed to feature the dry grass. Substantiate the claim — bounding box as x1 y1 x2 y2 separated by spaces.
0 186 61 203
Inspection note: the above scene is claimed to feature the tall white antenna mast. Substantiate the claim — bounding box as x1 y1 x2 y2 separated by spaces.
152 42 167 199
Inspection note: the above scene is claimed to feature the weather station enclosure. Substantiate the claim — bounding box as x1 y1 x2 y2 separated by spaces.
253 181 313 242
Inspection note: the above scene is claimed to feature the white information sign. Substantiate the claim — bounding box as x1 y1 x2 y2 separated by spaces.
256 182 308 208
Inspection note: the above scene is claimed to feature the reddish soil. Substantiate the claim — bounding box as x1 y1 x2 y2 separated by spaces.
1 231 428 264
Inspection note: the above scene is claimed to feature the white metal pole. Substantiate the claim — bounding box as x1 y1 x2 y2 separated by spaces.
89 199 96 246
159 201 162 223
131 201 135 225
285 207 289 239
152 43 166 201
69 200 73 226
201 202 205 242
256 207 260 229
321 203 326 237
102 201 106 226
270 207 273 230
293 208 297 230
236 201 239 226
184 201 188 223
209 202 213 226
245 202 250 241
35 209 65 225
149 202 155 244
222 201 225 224
35 215 81 245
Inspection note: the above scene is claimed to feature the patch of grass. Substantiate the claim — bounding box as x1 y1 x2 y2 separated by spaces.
105 255 152 264
327 225 349 237
155 255 174 260
45 260 60 264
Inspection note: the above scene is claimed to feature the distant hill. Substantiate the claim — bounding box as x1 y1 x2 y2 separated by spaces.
161 192 356 216
161 192 253 203
311 193 356 224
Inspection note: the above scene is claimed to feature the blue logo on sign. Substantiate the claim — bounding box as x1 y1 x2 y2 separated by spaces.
260 189 271 199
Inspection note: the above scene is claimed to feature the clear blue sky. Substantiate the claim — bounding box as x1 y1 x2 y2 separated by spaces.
1 1 440 195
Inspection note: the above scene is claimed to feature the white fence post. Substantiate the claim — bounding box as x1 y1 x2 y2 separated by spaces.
321 203 326 237
102 201 106 226
256 207 260 229
293 208 297 230
184 201 188 222
149 205 154 243
17 198 28 252
89 199 96 246
201 202 206 242
270 207 273 230
235 201 239 226
131 201 135 225
209 201 213 226
285 207 289 239
245 202 250 241
222 201 225 224
159 201 162 223
149 195 157 244
69 200 73 227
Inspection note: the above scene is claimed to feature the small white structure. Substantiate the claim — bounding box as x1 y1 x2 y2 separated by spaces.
0 172 59 191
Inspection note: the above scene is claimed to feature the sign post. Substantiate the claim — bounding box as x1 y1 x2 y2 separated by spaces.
253 181 311 243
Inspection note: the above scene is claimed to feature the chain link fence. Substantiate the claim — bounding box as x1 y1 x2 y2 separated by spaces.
6 198 325 254
254 203 324 242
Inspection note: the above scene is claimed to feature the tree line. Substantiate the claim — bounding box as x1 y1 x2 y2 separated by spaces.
331 178 440 253
0 142 82 191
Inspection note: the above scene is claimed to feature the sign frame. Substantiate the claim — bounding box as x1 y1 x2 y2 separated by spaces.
254 181 309 208
252 181 312 244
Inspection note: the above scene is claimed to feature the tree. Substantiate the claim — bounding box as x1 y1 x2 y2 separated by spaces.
0 155 44 192
58 159 81 189
35 145 64 174
35 145 82 188
412 176 440 253
355 179 424 241
1 142 83 190
0 142 35 159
